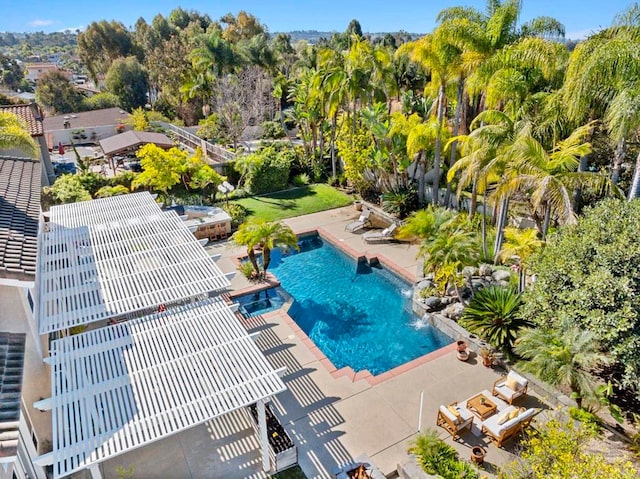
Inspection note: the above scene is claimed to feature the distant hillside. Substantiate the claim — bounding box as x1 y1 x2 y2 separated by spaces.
276 30 424 44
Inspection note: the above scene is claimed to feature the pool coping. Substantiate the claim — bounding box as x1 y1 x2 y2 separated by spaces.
229 228 456 386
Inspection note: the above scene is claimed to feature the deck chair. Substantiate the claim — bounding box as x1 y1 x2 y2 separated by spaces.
481 407 536 447
492 370 529 404
362 222 398 243
345 208 372 233
436 403 474 440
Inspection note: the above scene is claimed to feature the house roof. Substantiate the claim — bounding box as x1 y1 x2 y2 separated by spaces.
0 103 44 136
43 107 130 132
0 332 26 460
38 193 231 334
47 297 286 479
0 156 40 283
99 130 174 157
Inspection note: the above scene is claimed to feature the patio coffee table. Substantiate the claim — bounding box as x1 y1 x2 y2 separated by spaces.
466 393 497 420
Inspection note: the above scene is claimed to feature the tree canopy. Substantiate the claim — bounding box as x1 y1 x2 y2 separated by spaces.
522 198 640 397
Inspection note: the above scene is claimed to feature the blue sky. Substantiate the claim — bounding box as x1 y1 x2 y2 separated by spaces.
0 0 633 39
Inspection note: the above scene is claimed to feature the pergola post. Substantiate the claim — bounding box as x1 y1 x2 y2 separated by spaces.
88 464 102 479
257 399 271 472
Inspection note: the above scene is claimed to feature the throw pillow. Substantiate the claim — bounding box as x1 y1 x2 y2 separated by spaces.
447 405 461 424
505 375 521 391
497 412 510 425
508 408 520 420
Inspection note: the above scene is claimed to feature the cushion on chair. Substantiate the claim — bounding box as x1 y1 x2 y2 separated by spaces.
507 371 528 389
440 405 459 424
505 375 521 391
496 411 510 425
508 408 520 420
447 405 461 423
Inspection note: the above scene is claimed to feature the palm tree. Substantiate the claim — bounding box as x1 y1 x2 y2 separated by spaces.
396 205 458 241
460 285 528 353
0 112 38 157
498 227 543 292
231 219 299 279
421 227 479 298
514 320 610 408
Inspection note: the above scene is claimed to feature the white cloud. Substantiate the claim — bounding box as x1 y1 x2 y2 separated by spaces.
29 19 54 27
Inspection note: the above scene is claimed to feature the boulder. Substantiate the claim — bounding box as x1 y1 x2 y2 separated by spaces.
416 279 435 290
492 269 512 282
443 303 465 320
471 278 488 290
421 296 442 310
462 266 478 277
478 264 493 276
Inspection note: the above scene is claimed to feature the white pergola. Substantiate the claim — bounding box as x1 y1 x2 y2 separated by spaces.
38 209 230 334
40 298 286 478
46 192 163 229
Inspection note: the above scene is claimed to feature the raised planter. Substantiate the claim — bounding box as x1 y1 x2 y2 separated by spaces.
248 403 297 472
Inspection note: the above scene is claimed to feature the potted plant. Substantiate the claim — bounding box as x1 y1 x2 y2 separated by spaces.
471 446 486 465
456 340 467 352
354 199 363 211
479 347 495 367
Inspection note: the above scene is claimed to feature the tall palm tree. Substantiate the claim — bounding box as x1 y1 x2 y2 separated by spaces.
514 320 610 408
563 13 640 195
400 31 461 205
0 112 38 157
231 219 299 279
460 285 528 353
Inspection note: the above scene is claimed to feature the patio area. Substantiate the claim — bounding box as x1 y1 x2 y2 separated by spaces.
101 205 548 478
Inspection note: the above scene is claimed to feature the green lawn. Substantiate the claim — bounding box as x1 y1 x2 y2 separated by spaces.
269 465 307 479
232 184 352 222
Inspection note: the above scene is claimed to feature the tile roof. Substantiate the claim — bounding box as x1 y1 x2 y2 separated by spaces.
0 157 40 282
0 103 44 137
43 107 130 131
0 332 25 460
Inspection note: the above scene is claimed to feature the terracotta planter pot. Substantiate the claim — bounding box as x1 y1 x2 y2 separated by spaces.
456 340 467 352
471 446 486 465
354 201 363 211
456 350 469 362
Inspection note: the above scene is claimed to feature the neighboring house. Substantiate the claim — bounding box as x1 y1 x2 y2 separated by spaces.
24 64 70 84
0 103 55 186
43 107 130 148
0 156 51 479
74 84 100 97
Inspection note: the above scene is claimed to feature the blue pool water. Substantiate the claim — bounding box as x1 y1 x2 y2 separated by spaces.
251 234 452 375
236 288 287 316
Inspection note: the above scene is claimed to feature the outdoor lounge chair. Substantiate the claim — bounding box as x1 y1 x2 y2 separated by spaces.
481 406 536 448
345 208 372 233
362 222 398 243
436 402 474 440
492 370 529 404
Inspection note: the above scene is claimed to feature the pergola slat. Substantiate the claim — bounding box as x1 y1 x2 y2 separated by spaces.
38 194 231 334
48 298 285 478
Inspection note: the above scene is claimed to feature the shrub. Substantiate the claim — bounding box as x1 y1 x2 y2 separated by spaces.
77 172 108 197
238 260 258 281
569 407 602 435
409 430 478 479
381 186 419 219
95 185 130 198
261 120 285 139
223 203 248 229
109 171 137 190
237 145 295 195
459 286 528 353
292 173 310 187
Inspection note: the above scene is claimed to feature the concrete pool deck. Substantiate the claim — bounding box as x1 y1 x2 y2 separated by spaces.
101 205 548 479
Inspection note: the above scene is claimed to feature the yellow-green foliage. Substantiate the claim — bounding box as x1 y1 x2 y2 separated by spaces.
335 119 374 193
499 417 638 479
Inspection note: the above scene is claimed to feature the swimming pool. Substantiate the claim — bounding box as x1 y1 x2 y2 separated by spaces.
243 233 452 375
235 287 287 317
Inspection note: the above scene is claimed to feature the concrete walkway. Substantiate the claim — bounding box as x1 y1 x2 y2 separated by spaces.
101 206 547 479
